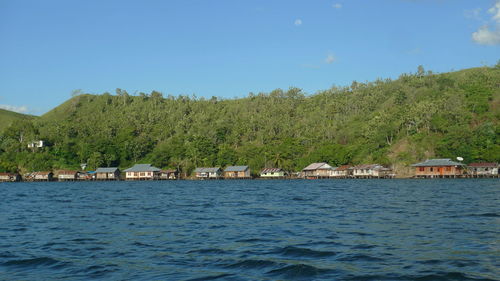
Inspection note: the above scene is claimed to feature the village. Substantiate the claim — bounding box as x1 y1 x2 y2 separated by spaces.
0 159 498 182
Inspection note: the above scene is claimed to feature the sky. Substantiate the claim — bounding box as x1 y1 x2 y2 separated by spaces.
0 0 499 115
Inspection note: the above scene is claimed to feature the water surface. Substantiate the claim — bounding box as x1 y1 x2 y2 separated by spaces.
0 179 499 280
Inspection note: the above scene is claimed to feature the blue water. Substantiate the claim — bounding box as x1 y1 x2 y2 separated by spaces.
0 179 499 281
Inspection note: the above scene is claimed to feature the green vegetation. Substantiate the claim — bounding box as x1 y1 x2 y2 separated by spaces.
0 66 499 175
0 108 36 132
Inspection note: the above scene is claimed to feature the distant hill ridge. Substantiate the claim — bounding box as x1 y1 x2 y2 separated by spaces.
1 65 499 174
0 108 36 132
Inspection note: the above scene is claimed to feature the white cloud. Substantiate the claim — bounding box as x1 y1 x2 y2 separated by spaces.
472 1 500 45
0 104 29 114
332 3 342 9
325 53 336 64
472 25 500 45
294 19 302 26
464 8 482 20
488 1 500 22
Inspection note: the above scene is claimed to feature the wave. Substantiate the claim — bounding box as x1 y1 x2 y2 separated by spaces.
469 213 499 217
187 248 228 255
1 257 68 269
272 246 336 258
267 264 331 279
337 254 384 262
411 271 496 281
225 259 277 269
186 273 234 281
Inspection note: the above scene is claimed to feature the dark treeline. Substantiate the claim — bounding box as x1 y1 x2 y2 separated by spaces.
1 65 499 175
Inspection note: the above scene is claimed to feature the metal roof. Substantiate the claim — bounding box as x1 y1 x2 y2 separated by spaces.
411 159 465 167
124 164 161 172
58 170 78 175
302 163 332 171
95 167 120 173
194 167 221 173
224 166 249 172
260 168 283 173
351 164 384 170
336 165 351 171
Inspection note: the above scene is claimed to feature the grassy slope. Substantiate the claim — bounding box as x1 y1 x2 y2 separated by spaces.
0 108 36 132
4 66 498 174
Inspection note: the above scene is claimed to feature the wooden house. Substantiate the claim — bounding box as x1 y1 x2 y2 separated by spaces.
57 170 78 181
411 159 465 178
160 169 179 180
124 164 161 180
224 166 251 179
95 167 120 180
194 167 222 179
302 162 334 179
467 163 498 177
260 168 286 178
32 171 54 181
331 165 352 178
0 173 21 182
351 164 393 178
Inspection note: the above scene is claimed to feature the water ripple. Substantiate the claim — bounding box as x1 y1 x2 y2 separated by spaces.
0 179 498 280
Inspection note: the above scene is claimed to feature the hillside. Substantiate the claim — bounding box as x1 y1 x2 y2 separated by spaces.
0 65 499 174
0 108 36 132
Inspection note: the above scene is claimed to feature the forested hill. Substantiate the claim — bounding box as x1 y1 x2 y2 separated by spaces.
1 65 499 175
0 109 36 132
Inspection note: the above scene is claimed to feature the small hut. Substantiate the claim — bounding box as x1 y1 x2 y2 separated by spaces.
57 170 79 181
194 167 222 179
224 166 251 179
123 164 161 180
32 171 54 181
302 163 333 179
260 168 286 178
411 159 465 178
95 167 120 180
331 165 352 178
351 164 393 178
160 169 179 180
467 163 499 177
0 173 21 182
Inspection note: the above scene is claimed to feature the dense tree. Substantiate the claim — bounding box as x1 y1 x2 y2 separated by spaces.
0 66 498 174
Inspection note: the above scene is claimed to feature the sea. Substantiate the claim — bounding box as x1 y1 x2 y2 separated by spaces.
0 179 498 281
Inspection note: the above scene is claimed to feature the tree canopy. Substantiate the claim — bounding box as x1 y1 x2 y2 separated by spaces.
0 66 498 175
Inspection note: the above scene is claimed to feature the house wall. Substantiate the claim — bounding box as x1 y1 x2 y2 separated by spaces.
224 170 250 178
209 172 220 178
126 171 157 179
470 167 498 175
96 172 118 179
59 174 76 180
196 172 208 178
353 169 374 176
261 171 285 177
34 174 52 180
332 170 349 177
414 166 463 176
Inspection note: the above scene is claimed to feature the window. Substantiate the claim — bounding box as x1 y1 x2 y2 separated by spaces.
419 167 424 172
430 167 433 172
446 167 451 171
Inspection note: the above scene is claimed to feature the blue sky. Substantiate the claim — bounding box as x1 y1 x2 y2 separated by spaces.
0 0 499 115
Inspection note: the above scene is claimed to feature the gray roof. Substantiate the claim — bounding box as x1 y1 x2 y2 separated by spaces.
224 166 249 172
194 167 221 173
303 162 333 171
411 159 465 167
124 164 161 172
95 167 120 173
